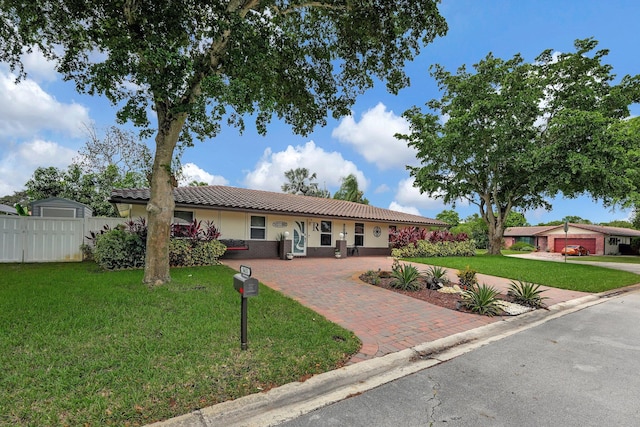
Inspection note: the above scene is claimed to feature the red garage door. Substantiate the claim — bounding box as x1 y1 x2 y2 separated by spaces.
554 238 596 254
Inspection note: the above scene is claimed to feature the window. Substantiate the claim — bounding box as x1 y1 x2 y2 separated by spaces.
354 222 364 246
172 210 194 237
250 215 266 239
41 207 76 218
516 237 535 246
320 220 332 246
174 210 193 223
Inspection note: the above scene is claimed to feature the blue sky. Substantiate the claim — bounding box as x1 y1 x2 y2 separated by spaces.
1 0 639 225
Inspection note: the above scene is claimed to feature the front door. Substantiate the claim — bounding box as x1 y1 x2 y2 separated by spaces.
293 220 307 256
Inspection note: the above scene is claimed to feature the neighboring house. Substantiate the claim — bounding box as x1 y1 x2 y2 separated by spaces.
0 204 18 215
109 185 448 259
31 197 93 218
504 224 640 255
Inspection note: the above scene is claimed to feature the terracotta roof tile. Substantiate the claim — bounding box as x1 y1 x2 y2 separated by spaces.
110 186 448 227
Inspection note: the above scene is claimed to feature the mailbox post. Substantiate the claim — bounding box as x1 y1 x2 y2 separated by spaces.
233 265 258 350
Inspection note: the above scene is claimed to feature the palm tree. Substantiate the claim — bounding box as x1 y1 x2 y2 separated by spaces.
333 174 368 204
281 168 329 197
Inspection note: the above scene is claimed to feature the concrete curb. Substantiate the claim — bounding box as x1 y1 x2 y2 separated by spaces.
148 290 635 427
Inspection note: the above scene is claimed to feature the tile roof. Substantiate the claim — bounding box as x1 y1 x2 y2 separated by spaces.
505 224 640 237
110 185 448 227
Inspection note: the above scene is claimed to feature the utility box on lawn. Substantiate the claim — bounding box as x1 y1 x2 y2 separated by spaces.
233 274 259 297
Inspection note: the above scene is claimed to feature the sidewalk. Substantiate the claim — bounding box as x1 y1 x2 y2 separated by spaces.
149 256 611 427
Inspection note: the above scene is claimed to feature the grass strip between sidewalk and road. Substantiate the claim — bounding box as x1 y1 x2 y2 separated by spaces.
0 263 360 426
407 254 640 293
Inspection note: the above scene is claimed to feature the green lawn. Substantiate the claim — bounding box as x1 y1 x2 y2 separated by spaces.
0 263 360 426
568 255 640 264
407 254 640 293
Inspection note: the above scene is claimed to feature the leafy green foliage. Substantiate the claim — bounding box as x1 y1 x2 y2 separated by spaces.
424 265 450 289
400 38 640 255
457 266 478 289
333 174 369 204
436 209 460 226
508 280 548 308
281 168 330 197
93 229 146 269
390 260 422 291
391 240 476 258
461 284 501 316
169 239 227 267
94 218 225 269
509 242 536 252
361 270 380 285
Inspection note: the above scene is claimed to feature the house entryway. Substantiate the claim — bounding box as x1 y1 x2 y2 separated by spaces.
292 220 307 256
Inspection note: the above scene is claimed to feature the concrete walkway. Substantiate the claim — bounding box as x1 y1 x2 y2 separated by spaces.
223 256 587 364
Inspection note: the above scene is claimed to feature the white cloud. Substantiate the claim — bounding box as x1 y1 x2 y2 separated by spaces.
331 102 419 170
388 202 421 216
20 46 58 82
243 141 366 193
0 139 77 195
394 177 446 210
0 72 90 138
374 184 390 194
180 163 228 186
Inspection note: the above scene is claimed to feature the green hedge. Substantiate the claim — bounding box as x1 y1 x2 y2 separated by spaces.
169 239 227 267
391 239 476 258
93 229 145 270
93 230 227 270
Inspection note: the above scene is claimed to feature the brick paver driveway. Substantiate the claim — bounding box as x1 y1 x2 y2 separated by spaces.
223 256 587 364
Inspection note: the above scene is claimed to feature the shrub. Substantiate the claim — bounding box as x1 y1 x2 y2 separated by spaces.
509 242 535 252
93 229 145 270
461 284 501 316
361 270 380 285
170 239 227 267
457 266 478 289
507 279 548 308
391 240 476 258
191 240 226 265
424 265 450 289
94 217 225 270
390 260 422 291
389 227 428 249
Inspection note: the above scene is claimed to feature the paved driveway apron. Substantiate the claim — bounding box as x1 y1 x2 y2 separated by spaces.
223 257 587 364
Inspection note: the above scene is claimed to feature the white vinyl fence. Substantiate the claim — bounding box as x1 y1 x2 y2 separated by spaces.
0 217 126 263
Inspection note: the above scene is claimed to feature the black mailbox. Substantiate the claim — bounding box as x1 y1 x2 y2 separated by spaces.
233 274 259 297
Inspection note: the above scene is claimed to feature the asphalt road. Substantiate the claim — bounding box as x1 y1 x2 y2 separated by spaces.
280 290 640 427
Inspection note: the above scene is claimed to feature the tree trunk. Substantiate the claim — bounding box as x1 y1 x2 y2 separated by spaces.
480 196 505 255
143 116 184 286
486 227 504 255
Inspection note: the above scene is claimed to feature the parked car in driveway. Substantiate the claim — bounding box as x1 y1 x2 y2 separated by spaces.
561 245 590 256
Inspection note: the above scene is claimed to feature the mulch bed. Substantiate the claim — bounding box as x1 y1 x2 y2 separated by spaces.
359 273 516 316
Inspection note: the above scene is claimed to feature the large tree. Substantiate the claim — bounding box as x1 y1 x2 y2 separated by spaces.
333 174 368 204
281 168 329 198
74 125 152 188
25 164 126 216
398 39 640 255
1 0 447 284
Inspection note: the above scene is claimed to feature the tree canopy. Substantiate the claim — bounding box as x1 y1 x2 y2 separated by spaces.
398 38 640 255
1 0 447 284
435 209 460 227
281 168 330 198
333 174 369 204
